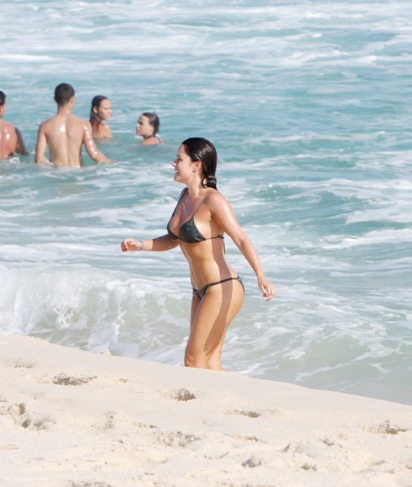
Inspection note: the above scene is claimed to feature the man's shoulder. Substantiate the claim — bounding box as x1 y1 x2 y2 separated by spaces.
0 119 16 131
69 114 90 126
40 114 90 132
39 115 57 128
68 115 91 136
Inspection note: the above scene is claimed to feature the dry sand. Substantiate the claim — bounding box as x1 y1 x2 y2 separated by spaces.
0 335 411 487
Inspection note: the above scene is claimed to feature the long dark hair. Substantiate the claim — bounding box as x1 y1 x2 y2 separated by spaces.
90 95 108 123
182 137 218 189
142 112 160 135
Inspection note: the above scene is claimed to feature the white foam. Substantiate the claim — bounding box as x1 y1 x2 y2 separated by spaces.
1 0 412 404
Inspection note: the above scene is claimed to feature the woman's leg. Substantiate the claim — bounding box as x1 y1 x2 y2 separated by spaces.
190 292 200 330
185 279 244 370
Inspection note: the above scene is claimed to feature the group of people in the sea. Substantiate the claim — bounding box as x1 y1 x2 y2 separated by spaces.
1 82 275 371
0 83 162 165
90 94 163 146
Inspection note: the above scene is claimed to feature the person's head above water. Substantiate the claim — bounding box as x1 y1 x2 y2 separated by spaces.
0 91 6 117
90 96 112 124
54 83 75 107
136 112 160 138
181 137 218 189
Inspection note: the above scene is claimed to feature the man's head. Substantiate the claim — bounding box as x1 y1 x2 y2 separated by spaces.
0 91 6 117
54 83 75 107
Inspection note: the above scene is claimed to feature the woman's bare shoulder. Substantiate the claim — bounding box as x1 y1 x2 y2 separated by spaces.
207 190 227 201
93 123 112 139
140 137 158 145
102 123 112 138
206 190 231 210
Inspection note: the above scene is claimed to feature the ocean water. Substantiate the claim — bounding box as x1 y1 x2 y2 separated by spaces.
1 0 411 405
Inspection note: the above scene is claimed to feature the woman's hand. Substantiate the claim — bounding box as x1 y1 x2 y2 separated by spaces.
121 238 143 252
258 276 276 301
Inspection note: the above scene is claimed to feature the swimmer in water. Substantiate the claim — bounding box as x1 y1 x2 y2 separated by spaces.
90 95 113 139
136 112 163 145
35 83 113 167
0 91 28 161
121 137 275 370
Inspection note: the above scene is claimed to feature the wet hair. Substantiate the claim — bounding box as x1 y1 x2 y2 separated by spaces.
182 137 218 189
141 112 160 135
54 83 75 106
0 91 5 106
90 95 108 123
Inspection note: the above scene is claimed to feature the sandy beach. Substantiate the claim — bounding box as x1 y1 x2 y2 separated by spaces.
0 335 411 487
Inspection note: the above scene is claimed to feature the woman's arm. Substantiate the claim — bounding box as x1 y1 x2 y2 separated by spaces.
208 192 275 301
122 190 186 252
121 234 179 252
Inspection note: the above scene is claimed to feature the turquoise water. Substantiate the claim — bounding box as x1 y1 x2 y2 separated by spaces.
1 1 411 404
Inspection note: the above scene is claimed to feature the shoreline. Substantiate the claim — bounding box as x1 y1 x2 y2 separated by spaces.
1 335 411 487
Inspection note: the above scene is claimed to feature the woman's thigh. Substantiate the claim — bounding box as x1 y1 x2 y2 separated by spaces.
186 279 244 362
190 293 200 332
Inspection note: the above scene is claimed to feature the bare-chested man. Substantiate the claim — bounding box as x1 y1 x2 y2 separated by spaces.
0 91 28 161
35 83 113 167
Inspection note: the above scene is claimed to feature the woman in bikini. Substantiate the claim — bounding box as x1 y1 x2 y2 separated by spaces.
136 112 163 145
90 96 113 139
121 138 275 370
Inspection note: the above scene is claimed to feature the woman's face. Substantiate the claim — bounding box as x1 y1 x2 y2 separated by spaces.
172 145 195 183
94 99 112 121
136 115 154 137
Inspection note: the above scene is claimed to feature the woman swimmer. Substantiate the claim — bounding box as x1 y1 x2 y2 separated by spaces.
136 112 163 145
90 96 113 139
121 138 275 370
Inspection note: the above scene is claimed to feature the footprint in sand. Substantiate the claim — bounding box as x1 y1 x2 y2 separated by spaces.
3 358 35 369
164 388 196 401
154 430 202 448
52 372 97 386
100 411 156 431
225 409 261 418
367 419 409 435
5 402 53 430
226 434 259 442
242 456 263 468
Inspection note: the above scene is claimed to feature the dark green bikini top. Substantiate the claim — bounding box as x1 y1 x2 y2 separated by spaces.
167 188 224 244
